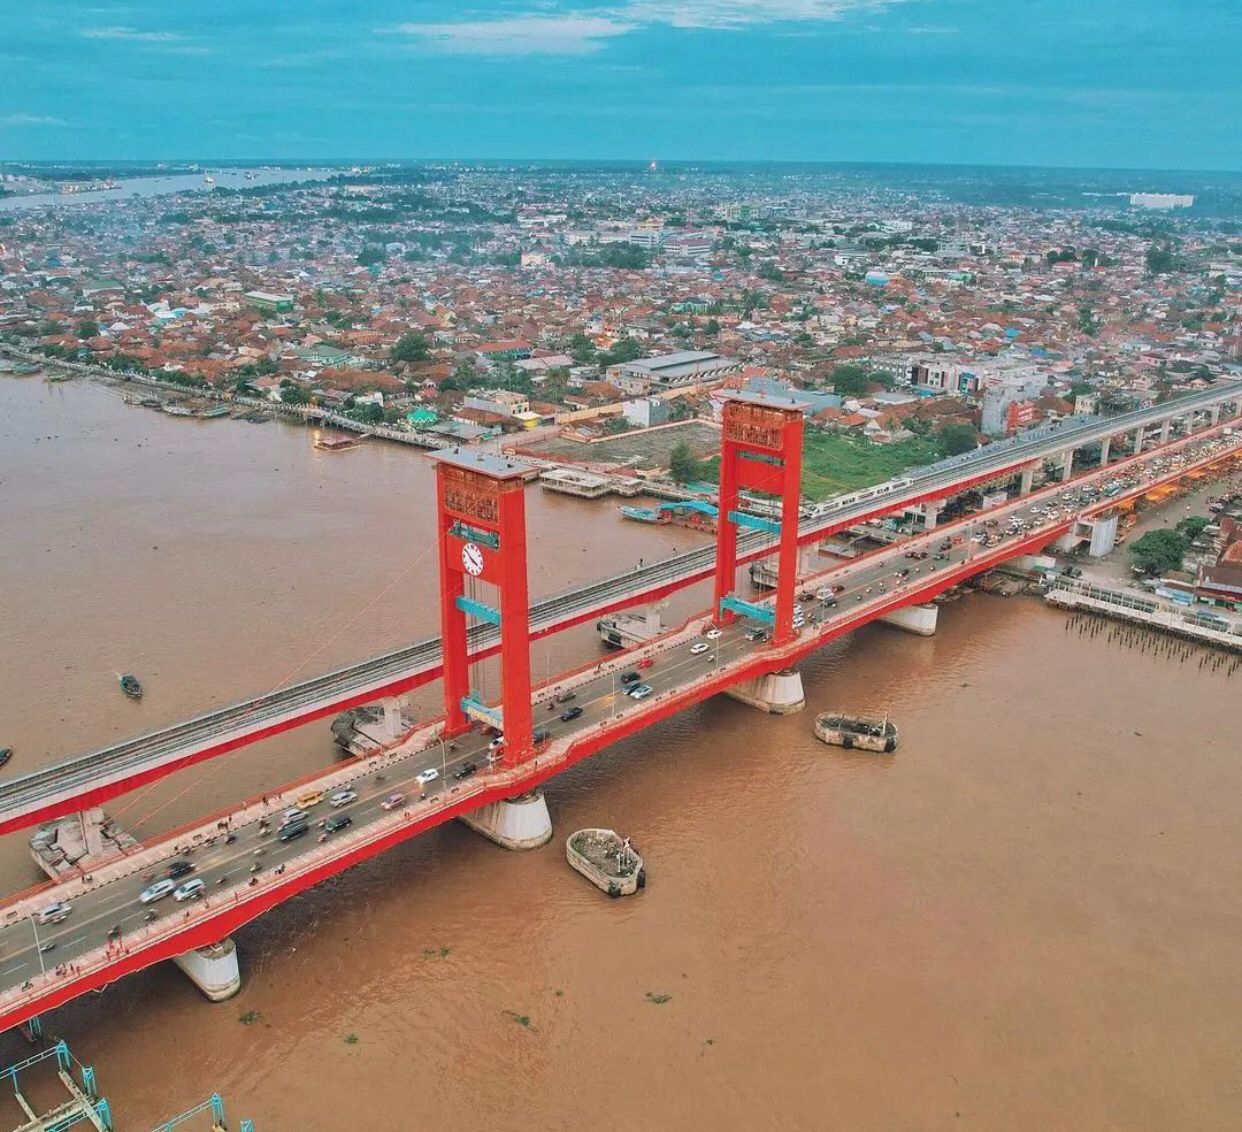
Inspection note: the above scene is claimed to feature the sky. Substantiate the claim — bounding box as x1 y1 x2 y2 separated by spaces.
2 0 1239 170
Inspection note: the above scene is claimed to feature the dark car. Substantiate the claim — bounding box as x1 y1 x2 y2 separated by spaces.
166 860 195 879
933 552 949 561
453 760 479 780
555 690 577 704
279 820 310 843
560 705 584 722
905 549 929 560
620 670 640 684
324 814 353 833
533 729 550 745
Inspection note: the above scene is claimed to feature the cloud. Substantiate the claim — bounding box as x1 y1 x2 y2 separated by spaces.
623 0 912 29
391 14 631 56
81 26 183 43
388 0 914 55
0 113 66 127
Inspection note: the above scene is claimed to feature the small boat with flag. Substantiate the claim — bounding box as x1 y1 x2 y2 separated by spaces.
119 673 143 700
813 712 898 753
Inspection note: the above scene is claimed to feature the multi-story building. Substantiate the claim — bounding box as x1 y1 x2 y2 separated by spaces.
606 350 738 395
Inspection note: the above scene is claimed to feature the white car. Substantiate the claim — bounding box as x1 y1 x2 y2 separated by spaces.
280 807 309 827
689 642 711 655
36 901 72 925
416 768 439 786
329 790 358 808
705 629 723 640
173 879 205 902
488 736 505 751
140 879 177 904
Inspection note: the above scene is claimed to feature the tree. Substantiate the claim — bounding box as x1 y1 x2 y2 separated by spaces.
829 364 875 399
1145 245 1176 275
391 331 430 364
599 336 642 367
1129 529 1186 576
568 333 597 366
278 381 311 405
601 416 631 435
1176 516 1209 541
76 320 99 340
356 245 385 267
668 440 700 484
937 421 979 456
703 318 721 336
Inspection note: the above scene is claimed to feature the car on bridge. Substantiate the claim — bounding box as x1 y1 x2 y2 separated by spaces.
416 768 439 786
280 808 310 828
297 790 325 809
620 670 641 684
279 820 310 843
166 860 194 880
560 705 584 722
626 683 654 700
140 879 176 904
704 628 722 640
325 814 353 833
329 790 358 808
380 792 406 811
689 641 711 655
173 879 205 902
453 761 479 781
37 901 72 925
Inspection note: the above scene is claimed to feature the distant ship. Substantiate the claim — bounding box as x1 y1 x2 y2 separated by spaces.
119 673 143 700
203 174 215 185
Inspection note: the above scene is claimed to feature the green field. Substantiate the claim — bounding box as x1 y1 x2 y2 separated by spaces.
798 432 942 500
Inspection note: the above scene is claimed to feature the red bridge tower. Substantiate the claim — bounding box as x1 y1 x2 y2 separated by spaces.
712 393 806 645
433 450 534 766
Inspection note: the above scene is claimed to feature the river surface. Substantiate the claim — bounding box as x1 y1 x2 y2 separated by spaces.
0 169 333 212
0 376 1239 1131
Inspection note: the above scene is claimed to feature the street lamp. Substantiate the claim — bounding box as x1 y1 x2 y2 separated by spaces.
29 916 45 976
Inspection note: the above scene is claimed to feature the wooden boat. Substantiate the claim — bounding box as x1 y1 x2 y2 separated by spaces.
119 673 143 699
0 748 11 769
813 712 898 753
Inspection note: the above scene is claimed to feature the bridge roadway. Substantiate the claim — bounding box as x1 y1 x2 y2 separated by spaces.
1 382 1239 835
0 424 1236 1031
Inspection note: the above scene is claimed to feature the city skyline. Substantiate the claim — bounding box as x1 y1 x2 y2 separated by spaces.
3 0 1239 171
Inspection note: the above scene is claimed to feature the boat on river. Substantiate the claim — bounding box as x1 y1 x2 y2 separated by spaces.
813 712 898 753
0 748 11 769
119 673 143 700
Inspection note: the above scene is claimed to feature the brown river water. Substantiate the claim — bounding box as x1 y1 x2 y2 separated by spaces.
1 377 1240 1131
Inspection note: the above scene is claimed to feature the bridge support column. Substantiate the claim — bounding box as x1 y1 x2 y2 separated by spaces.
1098 437 1111 466
381 697 404 741
1019 465 1035 495
1086 508 1119 557
172 938 241 1002
458 791 552 850
725 668 805 714
1161 420 1171 445
1058 450 1074 482
1134 427 1146 454
1210 405 1221 427
879 603 939 636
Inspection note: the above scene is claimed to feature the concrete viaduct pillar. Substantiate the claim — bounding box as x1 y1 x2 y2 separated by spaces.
1133 427 1145 455
1059 450 1074 482
1019 465 1035 495
1098 437 1111 466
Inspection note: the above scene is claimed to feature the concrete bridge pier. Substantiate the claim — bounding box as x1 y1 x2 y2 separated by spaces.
725 668 805 714
1086 509 1120 557
381 697 405 740
172 938 242 1002
1019 465 1036 495
879 603 940 636
1133 427 1145 454
1098 437 1111 465
459 791 553 850
1058 450 1074 482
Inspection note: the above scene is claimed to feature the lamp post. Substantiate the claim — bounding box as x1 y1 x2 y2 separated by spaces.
29 916 45 976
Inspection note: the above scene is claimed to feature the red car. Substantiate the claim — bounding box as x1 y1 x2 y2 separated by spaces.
637 657 655 670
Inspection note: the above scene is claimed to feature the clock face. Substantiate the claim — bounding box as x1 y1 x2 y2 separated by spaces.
462 542 485 577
